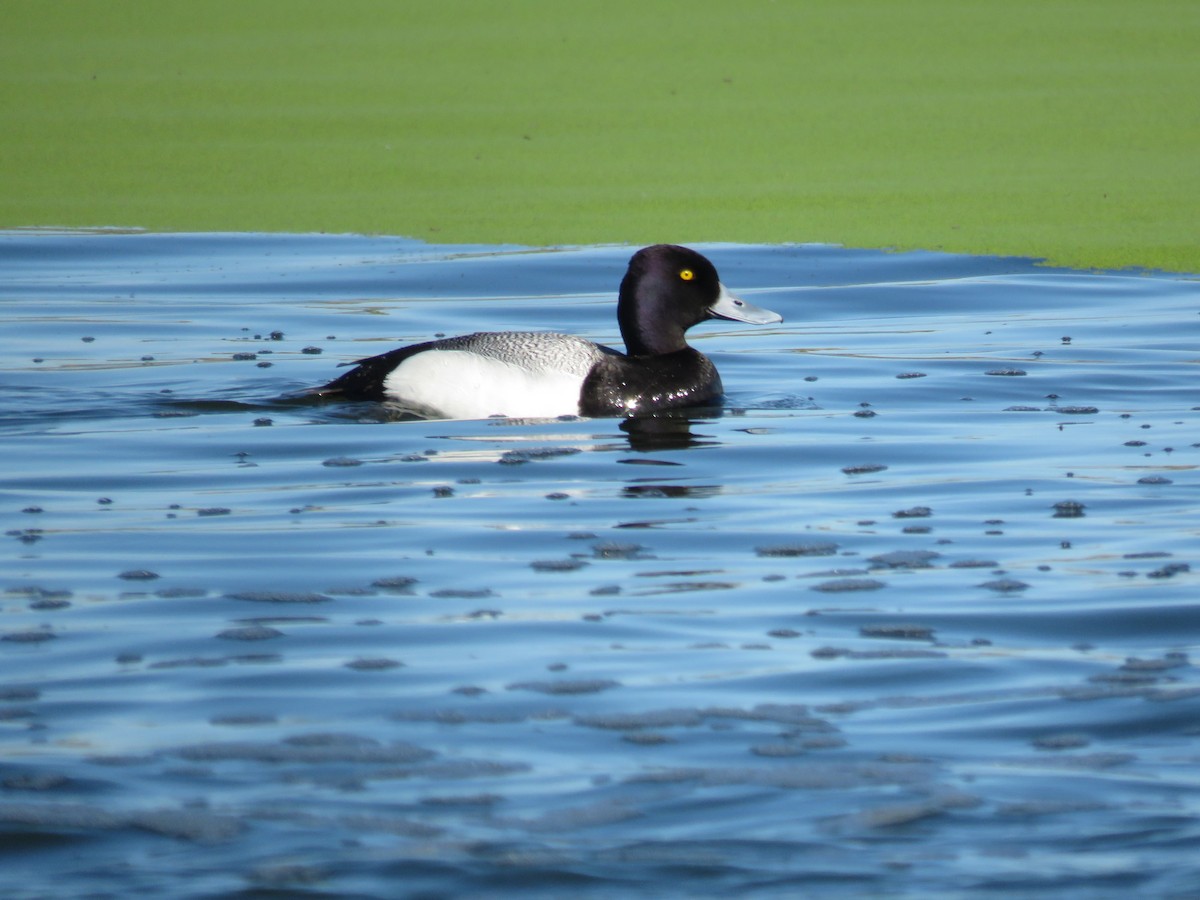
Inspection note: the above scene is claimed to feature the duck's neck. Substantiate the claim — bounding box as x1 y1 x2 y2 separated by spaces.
617 281 688 357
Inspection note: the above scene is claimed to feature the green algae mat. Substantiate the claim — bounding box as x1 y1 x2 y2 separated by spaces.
3 1 1198 272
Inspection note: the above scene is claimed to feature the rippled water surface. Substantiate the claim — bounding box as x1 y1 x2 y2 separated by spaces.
2 231 1198 897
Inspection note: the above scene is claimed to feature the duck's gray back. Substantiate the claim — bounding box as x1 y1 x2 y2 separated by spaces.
440 332 607 377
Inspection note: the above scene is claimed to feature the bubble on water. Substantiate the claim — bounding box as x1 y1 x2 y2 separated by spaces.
624 732 674 745
530 558 588 572
1052 500 1086 518
227 591 332 604
833 792 981 830
344 657 404 671
148 657 229 670
979 578 1030 593
118 569 160 580
429 588 494 599
1033 732 1093 752
860 624 935 641
155 587 207 598
176 733 434 765
575 709 703 730
2 630 56 643
507 679 621 695
465 608 502 620
592 541 649 560
0 688 40 702
751 743 806 757
811 578 887 593
1121 653 1189 671
216 625 284 641
1147 562 1190 579
841 464 888 475
322 456 364 467
868 550 939 569
755 542 839 558
371 576 418 593
29 597 70 610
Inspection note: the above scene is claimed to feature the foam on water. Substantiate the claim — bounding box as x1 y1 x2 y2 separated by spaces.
1 232 1198 897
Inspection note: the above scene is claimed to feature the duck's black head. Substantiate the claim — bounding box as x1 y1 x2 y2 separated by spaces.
617 244 780 357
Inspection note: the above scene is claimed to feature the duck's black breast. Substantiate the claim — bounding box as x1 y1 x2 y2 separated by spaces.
580 348 722 416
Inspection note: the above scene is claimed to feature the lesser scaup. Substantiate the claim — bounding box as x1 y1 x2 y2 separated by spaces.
314 244 782 419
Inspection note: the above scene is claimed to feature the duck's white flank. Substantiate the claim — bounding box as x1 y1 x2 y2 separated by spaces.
382 349 588 419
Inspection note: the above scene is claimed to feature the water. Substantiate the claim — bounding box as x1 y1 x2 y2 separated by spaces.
1 230 1198 898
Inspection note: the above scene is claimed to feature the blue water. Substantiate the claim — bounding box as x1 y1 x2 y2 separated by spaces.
2 230 1198 898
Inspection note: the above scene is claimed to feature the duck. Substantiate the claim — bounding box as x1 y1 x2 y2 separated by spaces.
314 244 782 419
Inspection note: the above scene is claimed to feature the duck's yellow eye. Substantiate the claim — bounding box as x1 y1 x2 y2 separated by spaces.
679 269 694 281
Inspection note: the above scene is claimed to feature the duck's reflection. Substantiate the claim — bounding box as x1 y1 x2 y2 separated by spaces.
619 410 722 452
617 412 725 500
